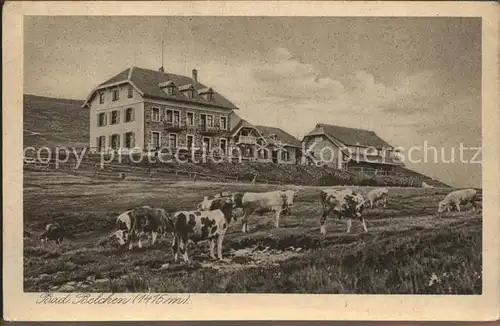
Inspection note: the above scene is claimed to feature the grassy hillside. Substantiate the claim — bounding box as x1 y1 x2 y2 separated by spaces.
24 171 481 294
23 94 89 148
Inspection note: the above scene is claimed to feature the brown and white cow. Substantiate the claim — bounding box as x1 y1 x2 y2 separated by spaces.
171 196 236 263
232 190 298 233
320 188 366 235
113 206 174 250
40 223 65 246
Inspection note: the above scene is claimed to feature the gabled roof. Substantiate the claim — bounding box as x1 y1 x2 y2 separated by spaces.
83 66 238 110
255 125 301 148
305 123 393 149
229 112 266 140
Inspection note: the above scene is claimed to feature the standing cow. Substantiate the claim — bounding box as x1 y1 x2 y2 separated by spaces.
232 190 298 233
366 187 389 209
113 206 174 250
40 223 65 246
320 188 366 235
437 188 479 213
171 196 236 263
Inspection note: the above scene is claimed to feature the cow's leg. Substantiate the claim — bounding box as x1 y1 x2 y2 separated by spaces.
151 231 158 246
383 197 388 208
172 236 179 262
455 202 461 212
241 209 249 233
361 218 368 233
138 234 143 249
217 233 224 260
275 210 281 228
320 207 332 235
346 218 352 233
370 200 374 209
179 236 189 263
209 238 216 259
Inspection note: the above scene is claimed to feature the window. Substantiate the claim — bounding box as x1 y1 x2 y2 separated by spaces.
168 134 178 148
166 110 180 124
220 117 227 130
281 150 290 161
315 136 322 142
206 115 213 127
206 93 212 102
259 149 268 159
99 92 104 104
127 85 133 98
151 107 160 122
166 86 174 96
220 138 227 153
151 131 161 149
202 137 211 151
187 90 194 99
125 108 134 122
187 112 194 126
124 132 135 148
98 112 106 126
97 136 105 151
110 134 120 149
112 89 119 101
110 110 120 125
186 135 194 150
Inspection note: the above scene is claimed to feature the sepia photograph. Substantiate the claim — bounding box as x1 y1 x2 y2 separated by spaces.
3 0 500 322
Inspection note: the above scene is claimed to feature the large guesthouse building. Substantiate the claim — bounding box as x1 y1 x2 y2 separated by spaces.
82 66 301 163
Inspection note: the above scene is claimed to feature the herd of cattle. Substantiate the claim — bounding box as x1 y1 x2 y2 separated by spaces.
39 187 481 263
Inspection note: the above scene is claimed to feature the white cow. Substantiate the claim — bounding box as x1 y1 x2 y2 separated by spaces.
320 188 366 234
366 187 389 209
438 188 479 213
232 190 298 233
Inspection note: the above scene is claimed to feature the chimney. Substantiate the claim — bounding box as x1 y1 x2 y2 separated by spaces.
192 69 198 83
159 66 164 73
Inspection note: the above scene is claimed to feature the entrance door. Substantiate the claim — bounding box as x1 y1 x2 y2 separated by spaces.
272 149 278 163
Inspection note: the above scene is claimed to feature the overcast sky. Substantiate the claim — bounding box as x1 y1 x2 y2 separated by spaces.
24 16 482 188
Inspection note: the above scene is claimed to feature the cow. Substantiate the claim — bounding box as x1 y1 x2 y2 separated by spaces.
40 223 64 246
232 190 298 233
197 192 233 211
171 196 236 263
366 187 389 209
319 188 366 235
113 206 174 250
438 188 479 213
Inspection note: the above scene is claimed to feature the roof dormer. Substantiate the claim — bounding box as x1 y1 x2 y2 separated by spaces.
198 87 214 102
158 80 176 96
179 84 196 99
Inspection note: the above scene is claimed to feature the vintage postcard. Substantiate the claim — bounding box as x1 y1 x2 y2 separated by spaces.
3 0 499 321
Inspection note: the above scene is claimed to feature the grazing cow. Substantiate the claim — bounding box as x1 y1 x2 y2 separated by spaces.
320 188 366 235
40 223 64 246
366 187 389 209
113 206 174 250
171 197 236 263
438 188 479 213
422 181 434 189
232 190 298 233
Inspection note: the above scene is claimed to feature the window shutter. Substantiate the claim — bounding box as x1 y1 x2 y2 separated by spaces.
97 114 100 127
117 110 120 124
132 108 135 121
117 135 121 148
131 132 135 148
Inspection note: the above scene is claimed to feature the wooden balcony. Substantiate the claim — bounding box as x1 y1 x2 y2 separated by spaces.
164 120 186 131
238 135 257 145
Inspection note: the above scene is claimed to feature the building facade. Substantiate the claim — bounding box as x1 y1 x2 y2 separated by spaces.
302 123 405 172
82 66 301 164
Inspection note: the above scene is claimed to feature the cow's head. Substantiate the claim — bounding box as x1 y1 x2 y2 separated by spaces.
231 193 245 209
281 190 298 212
210 196 237 222
114 229 130 246
437 201 451 213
